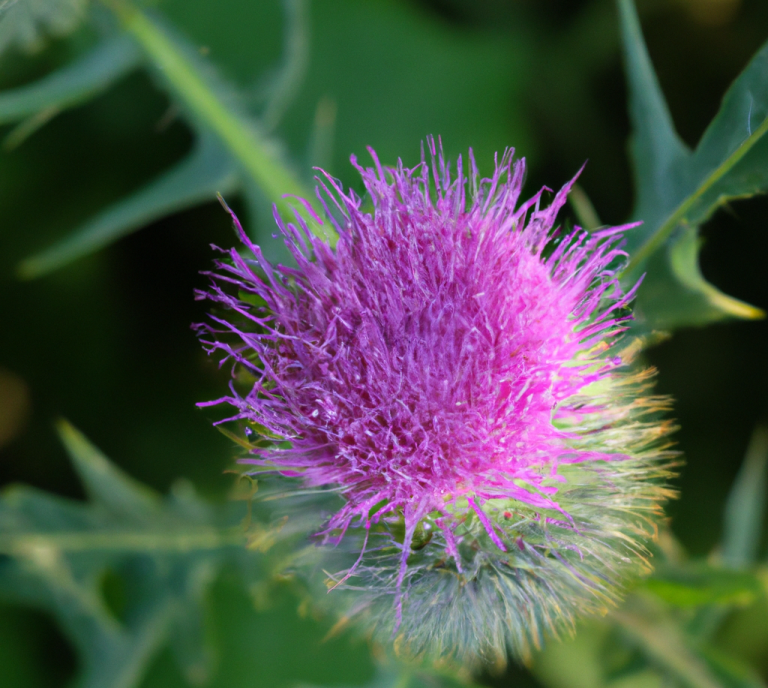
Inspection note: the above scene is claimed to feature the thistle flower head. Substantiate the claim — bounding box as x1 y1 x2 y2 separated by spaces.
197 139 676 664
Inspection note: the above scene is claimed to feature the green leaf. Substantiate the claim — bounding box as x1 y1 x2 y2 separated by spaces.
686 41 768 227
617 0 767 332
5 0 338 279
613 595 737 688
698 647 768 688
632 227 762 331
0 421 246 688
530 622 610 688
17 132 239 279
722 426 768 568
298 663 481 688
533 593 768 688
0 0 88 55
0 34 141 126
643 563 763 608
138 578 377 688
0 422 393 688
617 0 690 244
56 419 162 519
166 556 218 685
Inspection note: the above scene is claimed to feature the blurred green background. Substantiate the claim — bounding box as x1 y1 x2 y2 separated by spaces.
1 0 767 685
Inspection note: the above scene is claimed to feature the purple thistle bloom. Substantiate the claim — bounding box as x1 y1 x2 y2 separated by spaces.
196 139 676 663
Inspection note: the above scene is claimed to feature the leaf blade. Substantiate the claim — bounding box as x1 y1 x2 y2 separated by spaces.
0 34 141 126
617 0 766 332
613 602 722 688
17 134 239 279
617 0 690 254
722 426 768 568
0 426 243 688
643 563 763 608
633 227 764 332
56 419 166 525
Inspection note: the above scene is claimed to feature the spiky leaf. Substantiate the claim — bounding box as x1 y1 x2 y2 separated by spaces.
0 421 245 688
618 0 767 333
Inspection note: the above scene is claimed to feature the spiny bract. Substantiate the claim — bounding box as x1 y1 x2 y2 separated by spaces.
196 139 676 665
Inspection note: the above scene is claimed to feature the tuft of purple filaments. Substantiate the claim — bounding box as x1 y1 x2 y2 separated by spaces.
196 140 646 614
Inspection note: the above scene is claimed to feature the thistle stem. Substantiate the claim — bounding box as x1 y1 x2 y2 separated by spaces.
102 0 332 237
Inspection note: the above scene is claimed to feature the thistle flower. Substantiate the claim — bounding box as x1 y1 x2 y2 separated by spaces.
196 139 676 664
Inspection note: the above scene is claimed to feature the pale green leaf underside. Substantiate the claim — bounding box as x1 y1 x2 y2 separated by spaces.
618 0 767 333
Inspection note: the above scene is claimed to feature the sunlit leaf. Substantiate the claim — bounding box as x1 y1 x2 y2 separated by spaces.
617 0 767 333
614 595 729 688
643 563 763 608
